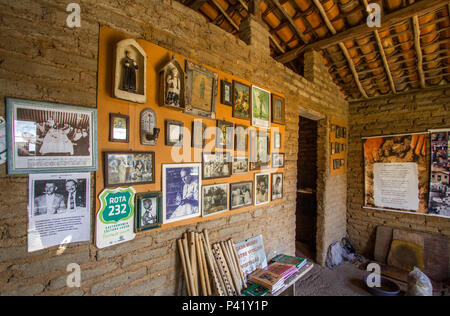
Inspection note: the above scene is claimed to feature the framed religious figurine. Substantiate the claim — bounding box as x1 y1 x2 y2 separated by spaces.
159 56 185 110
274 132 282 150
165 120 184 147
230 181 253 210
249 129 270 171
232 80 251 120
109 113 129 143
162 163 202 224
232 156 249 175
255 172 270 206
104 151 155 187
271 153 285 168
235 125 248 152
6 98 98 174
140 108 159 146
271 173 283 201
202 183 229 217
271 94 285 124
221 80 233 106
202 152 231 180
252 86 271 129
184 60 218 119
216 120 234 149
135 192 161 232
192 119 206 149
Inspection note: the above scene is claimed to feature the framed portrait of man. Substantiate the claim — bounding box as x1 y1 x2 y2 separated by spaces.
255 172 270 206
136 192 161 232
271 173 283 201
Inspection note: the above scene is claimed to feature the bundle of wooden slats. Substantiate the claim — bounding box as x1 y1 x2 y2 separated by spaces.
177 229 246 296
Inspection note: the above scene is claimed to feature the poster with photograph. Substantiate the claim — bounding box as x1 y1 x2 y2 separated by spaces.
6 98 97 174
28 173 91 252
364 133 429 214
429 130 450 217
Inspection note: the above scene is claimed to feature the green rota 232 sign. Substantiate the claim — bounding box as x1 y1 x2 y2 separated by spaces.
98 187 135 224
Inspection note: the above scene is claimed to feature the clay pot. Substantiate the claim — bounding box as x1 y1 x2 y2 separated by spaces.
386 0 402 11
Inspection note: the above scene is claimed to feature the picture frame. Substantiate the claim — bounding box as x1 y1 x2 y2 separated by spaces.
165 120 184 147
159 56 185 110
104 151 155 187
136 192 161 232
202 152 231 180
271 173 283 201
235 125 248 152
192 120 206 149
271 153 285 168
232 80 251 120
252 86 271 129
271 94 285 124
140 108 159 146
274 132 282 150
6 98 98 174
162 163 202 224
232 156 249 175
184 60 218 119
216 120 234 149
110 113 129 143
255 172 270 206
331 142 336 155
202 183 229 217
221 80 233 106
230 181 253 210
249 129 270 170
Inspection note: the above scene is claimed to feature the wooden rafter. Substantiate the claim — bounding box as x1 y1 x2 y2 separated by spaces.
189 0 209 10
412 15 426 89
211 0 240 30
269 0 309 44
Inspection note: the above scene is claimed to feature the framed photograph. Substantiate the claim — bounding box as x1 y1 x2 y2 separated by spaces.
252 86 271 129
271 173 283 201
274 132 282 150
192 120 206 149
271 94 285 124
136 192 161 232
341 143 345 152
165 120 183 147
230 181 253 210
104 151 155 187
249 130 270 170
216 120 234 149
331 142 336 155
272 153 285 168
221 80 233 106
185 60 218 119
333 159 340 170
335 142 341 154
6 98 98 174
202 152 231 180
202 183 229 217
232 156 249 175
340 159 345 167
162 163 201 224
255 172 270 206
232 80 251 120
331 125 337 133
110 113 129 143
235 125 248 152
343 128 347 139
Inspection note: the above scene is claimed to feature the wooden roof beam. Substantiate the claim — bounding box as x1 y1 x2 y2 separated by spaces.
412 16 426 88
211 0 240 30
269 0 309 44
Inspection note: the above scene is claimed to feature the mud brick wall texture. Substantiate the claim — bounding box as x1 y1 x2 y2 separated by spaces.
347 88 450 258
0 0 348 296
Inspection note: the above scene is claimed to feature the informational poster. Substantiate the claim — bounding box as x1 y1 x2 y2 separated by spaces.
0 116 6 165
364 133 429 214
28 173 91 252
429 130 450 217
96 187 136 249
235 235 267 277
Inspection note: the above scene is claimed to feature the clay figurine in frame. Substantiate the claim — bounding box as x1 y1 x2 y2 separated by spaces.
159 57 185 110
113 39 147 104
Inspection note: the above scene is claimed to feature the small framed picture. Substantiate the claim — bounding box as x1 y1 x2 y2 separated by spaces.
271 173 283 201
202 183 229 217
104 151 155 187
274 132 282 150
216 120 234 149
333 159 340 170
271 94 285 125
249 129 270 170
235 125 248 152
230 181 253 210
232 156 249 175
232 80 251 120
331 142 336 155
340 159 345 167
331 125 337 133
252 86 271 129
221 80 233 106
255 172 270 206
136 192 161 232
343 128 347 139
335 142 341 154
192 120 206 149
341 143 345 152
165 120 183 147
110 113 129 143
271 153 285 168
202 152 231 180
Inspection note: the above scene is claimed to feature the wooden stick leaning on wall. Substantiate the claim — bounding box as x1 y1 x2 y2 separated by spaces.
225 239 245 291
203 229 228 296
181 237 197 296
198 233 212 296
211 243 235 295
189 231 198 293
229 239 246 287
177 239 192 296
200 233 224 296
195 232 207 296
213 243 237 295
220 241 242 295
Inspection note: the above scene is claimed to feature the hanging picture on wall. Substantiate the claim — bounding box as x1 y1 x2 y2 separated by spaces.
271 94 285 124
216 120 234 149
271 173 283 201
202 183 229 217
255 172 270 206
249 129 270 170
230 181 253 210
232 156 249 175
162 163 201 224
140 108 159 146
429 130 450 217
136 192 161 232
272 153 285 168
104 151 155 187
233 81 251 120
185 60 218 119
221 80 233 106
159 56 185 110
235 125 248 152
110 113 129 143
274 132 281 150
192 120 206 149
202 152 231 180
165 120 184 147
252 86 271 129
6 98 98 174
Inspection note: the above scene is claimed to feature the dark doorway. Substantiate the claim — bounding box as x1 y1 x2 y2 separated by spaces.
296 116 318 258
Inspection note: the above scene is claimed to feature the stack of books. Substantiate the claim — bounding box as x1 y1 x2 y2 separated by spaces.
271 254 307 270
266 262 299 282
241 283 269 296
247 269 284 294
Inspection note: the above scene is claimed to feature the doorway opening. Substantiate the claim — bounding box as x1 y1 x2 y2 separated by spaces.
296 116 318 259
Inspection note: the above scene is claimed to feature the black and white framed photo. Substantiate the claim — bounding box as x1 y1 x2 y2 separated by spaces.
232 156 249 175
162 163 201 224
221 80 233 106
271 153 285 168
235 125 248 152
6 98 98 174
271 173 283 201
202 183 228 217
216 120 233 149
104 151 155 187
255 172 270 206
192 120 206 149
165 120 184 147
110 113 129 143
202 152 231 180
136 192 161 232
230 181 253 210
